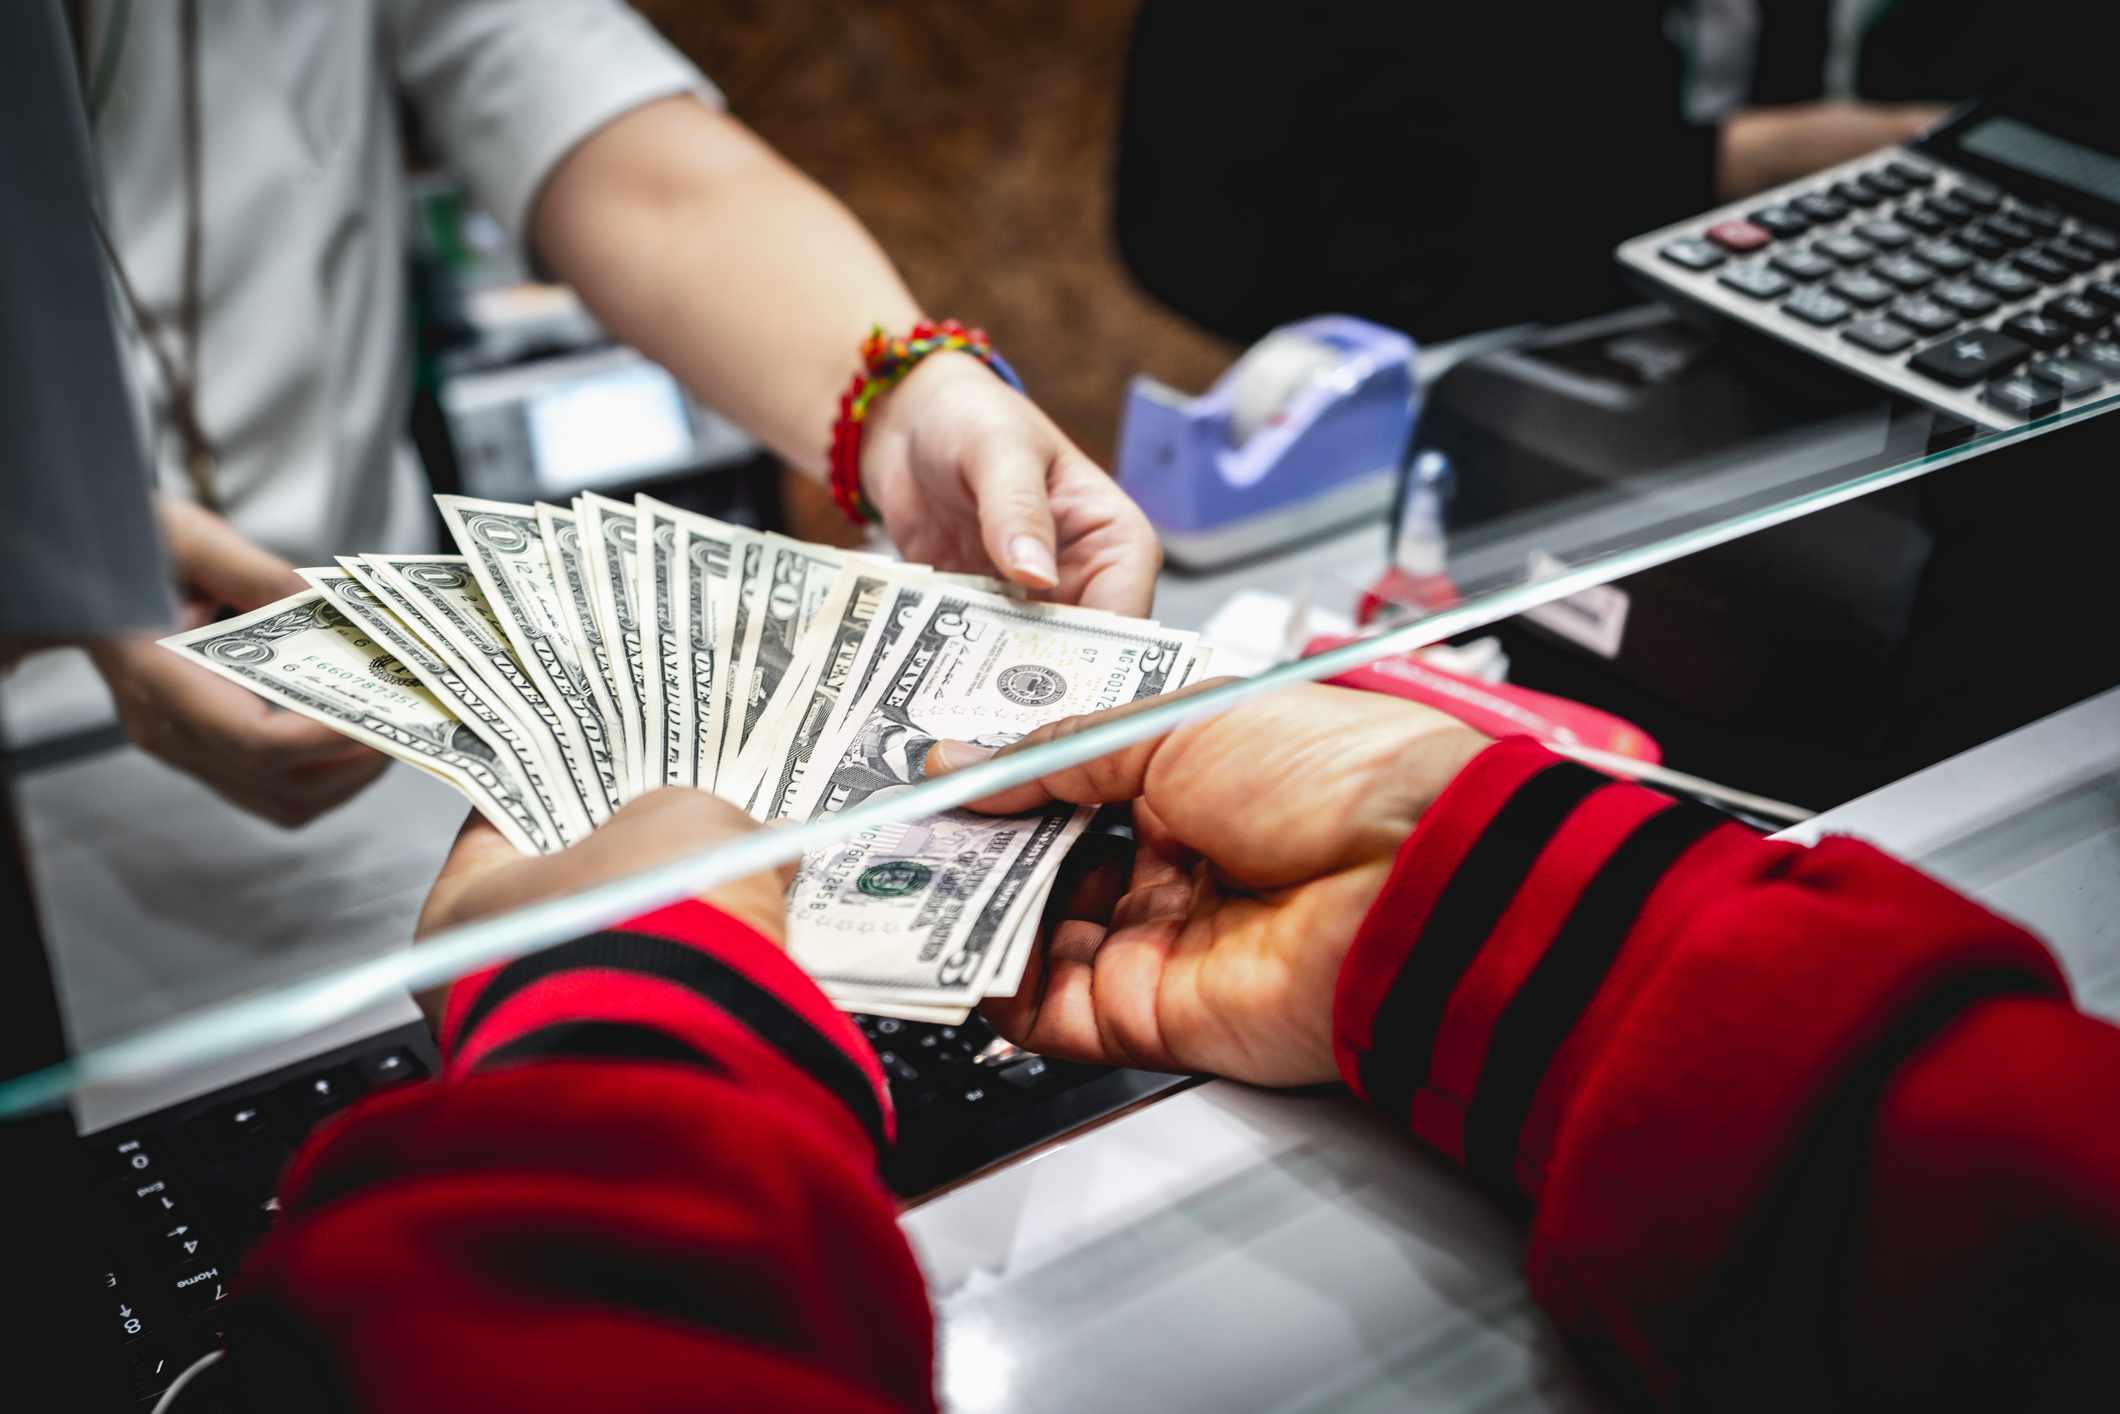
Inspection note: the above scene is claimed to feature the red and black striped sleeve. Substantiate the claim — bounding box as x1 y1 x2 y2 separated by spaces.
1335 736 2120 1408
224 900 934 1413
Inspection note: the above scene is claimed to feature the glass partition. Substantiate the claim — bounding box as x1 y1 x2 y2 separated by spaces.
5 366 2117 1120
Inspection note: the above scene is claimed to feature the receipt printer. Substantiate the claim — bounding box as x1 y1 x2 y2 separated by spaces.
1116 316 1417 569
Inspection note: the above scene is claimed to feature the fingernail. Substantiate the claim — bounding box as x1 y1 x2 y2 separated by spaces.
929 739 997 775
1007 534 1058 588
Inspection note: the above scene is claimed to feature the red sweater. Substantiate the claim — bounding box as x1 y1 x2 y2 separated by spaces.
218 738 2120 1410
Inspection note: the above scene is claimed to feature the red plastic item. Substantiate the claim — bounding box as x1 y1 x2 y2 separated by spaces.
1705 219 1771 253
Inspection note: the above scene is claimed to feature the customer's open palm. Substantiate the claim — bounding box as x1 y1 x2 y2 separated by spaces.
932 683 1486 1085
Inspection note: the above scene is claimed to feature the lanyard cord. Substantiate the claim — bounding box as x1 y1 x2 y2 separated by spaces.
77 0 219 512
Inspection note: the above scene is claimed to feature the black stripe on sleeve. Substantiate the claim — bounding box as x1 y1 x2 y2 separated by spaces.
1357 763 1607 1125
473 1019 729 1078
1460 802 1727 1193
457 931 886 1151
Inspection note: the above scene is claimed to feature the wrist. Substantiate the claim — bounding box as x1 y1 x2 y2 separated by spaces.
828 321 1021 526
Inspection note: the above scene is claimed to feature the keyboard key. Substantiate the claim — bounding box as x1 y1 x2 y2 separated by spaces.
956 1085 991 1109
2042 239 2098 274
124 1176 185 1225
1911 239 1973 274
1828 271 1895 308
1873 255 1935 290
2000 310 2072 350
1886 160 1936 187
1972 264 2038 300
1927 192 1974 222
1953 182 2002 212
1896 204 1950 235
1817 233 1876 265
1932 279 2001 316
167 1262 231 1315
2086 280 2120 312
2011 205 2064 235
1864 167 1912 196
1983 376 2060 418
130 1342 180 1398
2078 341 2120 377
875 1050 922 1085
101 1135 159 1184
1856 219 1914 250
153 1220 214 1271
2072 223 2119 256
1891 297 1959 336
1980 215 2036 247
359 1048 426 1088
2012 249 2071 284
1706 218 1772 252
1769 246 1836 281
1794 191 1849 223
284 1068 359 1115
2027 358 2107 398
1717 264 1791 299
2045 295 2111 333
1831 179 1884 209
1957 227 2008 259
1783 288 1852 326
1749 205 1810 238
112 1288 151 1343
1842 318 1916 354
997 1056 1055 1090
1907 329 2031 386
1658 237 1724 271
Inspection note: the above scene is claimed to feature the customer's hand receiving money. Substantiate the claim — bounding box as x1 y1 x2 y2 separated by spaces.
92 497 386 826
932 683 1488 1085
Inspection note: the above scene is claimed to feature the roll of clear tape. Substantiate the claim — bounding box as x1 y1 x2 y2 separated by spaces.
1223 331 1346 448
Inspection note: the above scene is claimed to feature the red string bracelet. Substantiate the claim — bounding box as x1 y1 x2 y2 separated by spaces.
828 318 1025 525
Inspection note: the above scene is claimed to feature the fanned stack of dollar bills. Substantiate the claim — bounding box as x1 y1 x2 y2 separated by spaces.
160 494 1202 1022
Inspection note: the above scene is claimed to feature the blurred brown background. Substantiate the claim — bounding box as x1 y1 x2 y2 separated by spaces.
634 0 1233 502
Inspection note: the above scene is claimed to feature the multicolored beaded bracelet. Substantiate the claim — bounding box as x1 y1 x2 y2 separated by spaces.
828 318 1025 525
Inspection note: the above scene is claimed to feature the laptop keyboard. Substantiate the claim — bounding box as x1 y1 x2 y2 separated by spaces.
84 1014 1097 1403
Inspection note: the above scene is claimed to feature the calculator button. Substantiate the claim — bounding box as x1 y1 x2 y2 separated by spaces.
2085 280 2120 312
1831 179 1884 209
2012 249 2071 284
1896 205 1950 235
2000 311 2072 350
167 1262 231 1315
1855 219 1914 250
1769 247 1836 281
1658 237 1724 271
1980 215 2037 247
2072 223 2119 256
1864 167 1913 196
1706 219 1773 253
1749 206 1811 238
1932 279 2001 316
2045 295 2111 334
1783 288 1852 326
1971 264 2038 300
1910 239 1973 274
1872 255 1935 291
1828 271 1895 308
2077 341 2120 376
1886 160 1936 187
1907 329 2031 386
1927 193 1974 222
2010 205 2064 236
284 1067 359 1115
1952 182 2002 213
1982 376 2060 418
1842 318 1916 355
2026 358 2107 398
1794 192 1849 223
1890 297 1959 336
1817 233 1875 265
2041 240 2098 274
359 1047 426 1088
1717 264 1791 300
1957 227 2009 259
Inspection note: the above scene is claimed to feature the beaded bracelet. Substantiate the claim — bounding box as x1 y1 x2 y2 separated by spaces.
828 318 1024 525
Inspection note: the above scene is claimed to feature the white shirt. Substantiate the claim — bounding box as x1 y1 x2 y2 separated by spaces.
77 0 718 564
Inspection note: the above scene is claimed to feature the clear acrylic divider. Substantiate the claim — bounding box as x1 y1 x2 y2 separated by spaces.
4 390 2115 1120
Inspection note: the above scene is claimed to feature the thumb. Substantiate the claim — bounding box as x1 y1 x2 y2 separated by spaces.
159 498 305 610
968 436 1061 592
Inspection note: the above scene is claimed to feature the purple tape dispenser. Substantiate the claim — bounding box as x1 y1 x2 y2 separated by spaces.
1116 315 1417 569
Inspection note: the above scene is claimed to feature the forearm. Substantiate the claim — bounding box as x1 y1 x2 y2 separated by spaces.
533 95 922 480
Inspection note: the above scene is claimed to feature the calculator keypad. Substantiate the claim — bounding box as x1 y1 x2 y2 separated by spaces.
1637 149 2120 426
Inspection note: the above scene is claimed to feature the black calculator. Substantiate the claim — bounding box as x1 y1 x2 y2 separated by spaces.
1619 88 2120 431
